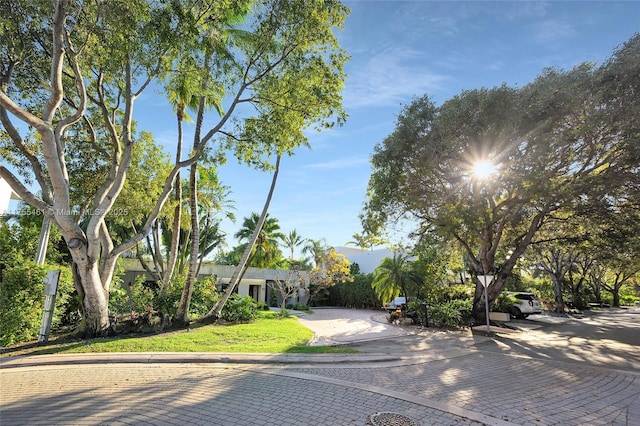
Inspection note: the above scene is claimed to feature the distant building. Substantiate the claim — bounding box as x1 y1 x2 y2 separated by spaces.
120 259 310 306
333 246 405 274
0 177 21 217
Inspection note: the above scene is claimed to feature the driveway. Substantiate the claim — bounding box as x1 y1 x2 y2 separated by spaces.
297 307 640 371
296 307 410 345
486 307 640 371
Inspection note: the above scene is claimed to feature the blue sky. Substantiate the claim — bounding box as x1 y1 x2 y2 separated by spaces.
148 0 638 256
8 1 635 258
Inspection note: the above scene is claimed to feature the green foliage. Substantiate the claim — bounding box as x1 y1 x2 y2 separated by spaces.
109 275 155 317
362 36 640 318
431 285 473 303
0 261 47 346
0 262 76 346
285 303 309 311
328 273 380 308
220 294 258 323
109 274 220 319
428 301 464 328
1 0 349 336
0 205 69 265
5 311 358 356
189 275 220 318
620 295 638 306
371 253 421 302
387 310 403 323
51 267 81 328
234 212 285 268
491 293 518 314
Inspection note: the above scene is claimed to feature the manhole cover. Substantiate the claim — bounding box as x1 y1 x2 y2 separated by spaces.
366 412 420 426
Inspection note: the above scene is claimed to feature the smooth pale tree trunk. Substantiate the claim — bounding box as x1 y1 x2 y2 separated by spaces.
76 264 110 335
67 237 116 336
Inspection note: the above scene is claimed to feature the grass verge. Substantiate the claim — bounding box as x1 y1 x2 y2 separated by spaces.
1 311 357 357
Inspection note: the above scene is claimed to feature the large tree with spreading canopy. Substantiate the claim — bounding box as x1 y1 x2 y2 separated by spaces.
362 35 639 321
0 0 349 335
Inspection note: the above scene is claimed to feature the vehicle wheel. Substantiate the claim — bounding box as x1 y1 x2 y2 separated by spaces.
512 308 523 319
522 314 529 319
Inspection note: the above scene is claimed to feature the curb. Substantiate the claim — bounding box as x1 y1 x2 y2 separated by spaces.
0 351 402 369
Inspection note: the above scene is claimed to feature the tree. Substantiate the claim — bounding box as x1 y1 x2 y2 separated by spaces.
282 229 304 260
234 212 284 268
370 253 420 304
345 231 387 251
0 0 349 335
271 266 307 315
205 154 282 321
362 36 640 321
303 238 330 269
307 248 352 304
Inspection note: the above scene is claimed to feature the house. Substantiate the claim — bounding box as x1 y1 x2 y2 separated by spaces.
333 246 409 274
120 258 309 306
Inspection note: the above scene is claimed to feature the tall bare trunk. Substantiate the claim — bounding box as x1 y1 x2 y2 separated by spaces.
174 161 199 326
203 155 281 322
162 107 184 292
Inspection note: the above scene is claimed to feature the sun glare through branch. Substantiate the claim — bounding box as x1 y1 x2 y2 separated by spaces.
473 161 497 179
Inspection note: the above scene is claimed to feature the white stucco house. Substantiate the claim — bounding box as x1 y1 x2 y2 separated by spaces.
333 246 408 274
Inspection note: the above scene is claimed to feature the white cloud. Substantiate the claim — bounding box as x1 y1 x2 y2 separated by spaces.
343 47 448 109
307 155 369 170
530 19 577 44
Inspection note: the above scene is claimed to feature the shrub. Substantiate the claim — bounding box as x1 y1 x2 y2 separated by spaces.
109 274 220 320
189 275 220 318
620 295 637 306
53 266 82 328
0 262 78 346
491 293 518 314
327 273 380 309
428 301 464 328
285 302 309 311
109 275 155 317
387 310 403 323
0 261 47 346
220 294 258 323
432 284 472 303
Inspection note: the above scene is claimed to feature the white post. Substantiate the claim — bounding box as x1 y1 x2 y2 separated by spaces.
478 275 494 333
35 216 51 264
38 270 60 343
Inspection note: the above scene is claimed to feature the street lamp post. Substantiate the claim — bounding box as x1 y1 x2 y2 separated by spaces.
478 274 494 333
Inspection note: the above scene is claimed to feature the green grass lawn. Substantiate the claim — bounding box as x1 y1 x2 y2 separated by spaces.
1 311 356 357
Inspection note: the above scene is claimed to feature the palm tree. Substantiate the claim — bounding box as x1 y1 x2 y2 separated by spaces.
234 212 285 268
161 61 203 293
371 253 421 304
303 238 329 268
282 229 304 260
345 232 387 251
174 3 251 327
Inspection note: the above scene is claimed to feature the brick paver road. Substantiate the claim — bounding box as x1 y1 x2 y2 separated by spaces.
2 307 639 425
1 362 486 426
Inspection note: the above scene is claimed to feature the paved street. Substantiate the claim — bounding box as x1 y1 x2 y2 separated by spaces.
1 307 639 425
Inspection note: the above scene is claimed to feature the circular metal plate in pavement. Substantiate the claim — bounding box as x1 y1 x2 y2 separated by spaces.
366 411 420 426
